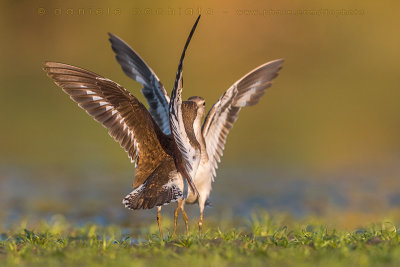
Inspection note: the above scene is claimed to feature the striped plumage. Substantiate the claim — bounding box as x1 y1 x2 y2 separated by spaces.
202 59 284 180
43 62 200 209
169 15 202 192
188 59 284 234
44 16 204 238
45 13 284 237
109 33 171 136
109 15 283 234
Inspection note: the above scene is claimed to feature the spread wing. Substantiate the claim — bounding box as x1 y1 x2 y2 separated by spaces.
169 15 201 194
202 59 284 179
108 33 171 135
43 62 168 187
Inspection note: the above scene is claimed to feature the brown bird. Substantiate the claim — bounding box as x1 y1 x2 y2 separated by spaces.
109 17 284 235
43 16 203 238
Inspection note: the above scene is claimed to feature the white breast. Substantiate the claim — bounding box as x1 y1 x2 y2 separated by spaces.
186 157 213 204
185 110 214 204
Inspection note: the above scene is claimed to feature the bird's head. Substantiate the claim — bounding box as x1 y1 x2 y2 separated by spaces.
187 96 205 119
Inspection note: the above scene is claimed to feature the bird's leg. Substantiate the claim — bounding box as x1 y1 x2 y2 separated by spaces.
180 200 189 234
157 206 163 239
198 212 203 237
198 198 205 237
173 203 180 237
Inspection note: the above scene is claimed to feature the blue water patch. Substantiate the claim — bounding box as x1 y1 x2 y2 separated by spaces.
1 164 400 228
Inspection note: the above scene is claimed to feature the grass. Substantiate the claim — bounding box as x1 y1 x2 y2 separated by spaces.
1 213 400 266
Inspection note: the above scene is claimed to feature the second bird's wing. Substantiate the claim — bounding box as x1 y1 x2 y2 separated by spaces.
202 59 284 180
108 33 171 135
169 15 201 196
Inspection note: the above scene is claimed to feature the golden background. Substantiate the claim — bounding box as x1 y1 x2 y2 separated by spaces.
0 0 399 227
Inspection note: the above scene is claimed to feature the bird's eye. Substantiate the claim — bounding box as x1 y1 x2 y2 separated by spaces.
203 102 205 106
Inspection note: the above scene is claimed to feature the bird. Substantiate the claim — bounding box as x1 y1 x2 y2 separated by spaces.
43 15 203 238
184 59 284 235
109 16 284 234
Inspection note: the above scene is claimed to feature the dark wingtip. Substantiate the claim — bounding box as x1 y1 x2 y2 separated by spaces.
172 14 201 95
181 14 201 61
108 33 124 47
108 32 118 40
108 32 116 43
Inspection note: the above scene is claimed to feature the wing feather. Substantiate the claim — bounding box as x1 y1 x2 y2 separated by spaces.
169 15 201 195
43 62 168 186
108 33 171 135
202 59 284 180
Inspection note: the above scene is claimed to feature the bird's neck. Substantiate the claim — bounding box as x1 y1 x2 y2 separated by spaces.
193 116 208 162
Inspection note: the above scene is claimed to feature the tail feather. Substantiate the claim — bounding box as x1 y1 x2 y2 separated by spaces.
122 184 145 209
122 181 183 210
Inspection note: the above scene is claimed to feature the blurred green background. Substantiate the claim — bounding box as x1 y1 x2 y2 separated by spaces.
0 0 399 229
